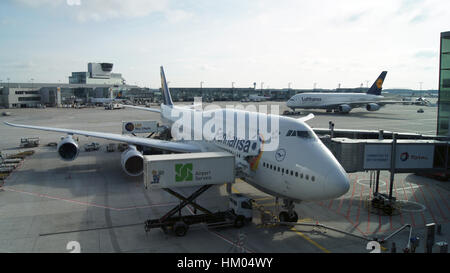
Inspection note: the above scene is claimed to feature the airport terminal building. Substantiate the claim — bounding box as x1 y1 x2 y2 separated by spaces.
0 63 138 108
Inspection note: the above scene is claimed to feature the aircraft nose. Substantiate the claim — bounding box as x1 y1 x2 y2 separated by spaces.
324 168 350 199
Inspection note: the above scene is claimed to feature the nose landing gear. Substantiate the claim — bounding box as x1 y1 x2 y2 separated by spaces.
278 199 299 222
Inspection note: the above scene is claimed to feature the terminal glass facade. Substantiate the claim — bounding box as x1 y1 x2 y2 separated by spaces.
437 31 450 136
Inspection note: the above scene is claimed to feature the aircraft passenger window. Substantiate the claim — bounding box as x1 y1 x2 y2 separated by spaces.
295 172 298 177
286 169 289 174
306 175 309 180
286 130 293 136
277 167 280 172
312 176 315 182
290 171 293 176
282 168 284 173
300 173 303 178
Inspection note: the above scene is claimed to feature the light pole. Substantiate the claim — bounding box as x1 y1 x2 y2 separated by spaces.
7 78 10 89
288 82 292 89
232 82 235 88
261 82 264 90
30 78 34 90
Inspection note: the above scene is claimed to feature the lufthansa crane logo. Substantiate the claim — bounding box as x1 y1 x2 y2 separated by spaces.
376 79 384 89
125 122 135 132
275 148 286 162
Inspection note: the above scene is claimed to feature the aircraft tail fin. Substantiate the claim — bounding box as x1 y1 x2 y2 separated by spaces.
367 71 387 96
160 66 173 106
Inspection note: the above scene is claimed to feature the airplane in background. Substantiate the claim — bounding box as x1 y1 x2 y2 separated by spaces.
248 94 271 102
286 71 402 113
4 67 349 222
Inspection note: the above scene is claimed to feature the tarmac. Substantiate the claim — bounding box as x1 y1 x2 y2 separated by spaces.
0 101 448 253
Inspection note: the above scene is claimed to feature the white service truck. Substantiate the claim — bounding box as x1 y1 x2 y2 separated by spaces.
143 152 253 237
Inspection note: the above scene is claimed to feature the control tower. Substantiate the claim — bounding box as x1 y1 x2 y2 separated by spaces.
69 63 125 85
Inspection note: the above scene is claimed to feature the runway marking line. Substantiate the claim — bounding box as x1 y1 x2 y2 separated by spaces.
328 199 333 210
393 178 405 229
346 175 358 219
379 176 394 233
405 181 427 226
400 178 416 228
355 180 363 225
417 184 437 224
336 194 345 214
424 184 447 221
289 227 331 253
433 186 450 212
2 186 177 211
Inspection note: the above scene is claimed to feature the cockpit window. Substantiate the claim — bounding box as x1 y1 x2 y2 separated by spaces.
286 130 313 138
296 131 312 138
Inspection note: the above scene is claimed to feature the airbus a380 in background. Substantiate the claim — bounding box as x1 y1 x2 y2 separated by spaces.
286 71 401 113
5 67 350 222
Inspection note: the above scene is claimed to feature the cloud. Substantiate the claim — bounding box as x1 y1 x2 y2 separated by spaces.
414 49 437 59
165 9 193 24
70 0 169 22
345 11 367 23
14 0 65 7
410 12 428 23
13 0 193 23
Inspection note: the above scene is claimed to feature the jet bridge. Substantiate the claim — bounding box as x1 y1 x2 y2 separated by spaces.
325 135 450 215
327 138 450 173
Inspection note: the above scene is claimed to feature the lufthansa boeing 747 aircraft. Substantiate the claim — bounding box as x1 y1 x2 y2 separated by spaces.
5 67 350 222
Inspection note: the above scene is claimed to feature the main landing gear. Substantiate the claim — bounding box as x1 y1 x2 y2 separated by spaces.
278 199 299 223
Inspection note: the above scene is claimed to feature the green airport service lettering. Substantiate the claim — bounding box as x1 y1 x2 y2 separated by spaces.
175 163 193 182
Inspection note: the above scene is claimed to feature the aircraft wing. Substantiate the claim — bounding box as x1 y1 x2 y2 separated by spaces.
178 104 202 109
122 105 161 113
297 113 315 122
326 100 404 109
4 122 200 153
373 100 406 106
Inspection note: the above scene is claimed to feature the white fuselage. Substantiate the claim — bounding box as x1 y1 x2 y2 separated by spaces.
287 93 384 110
161 104 349 202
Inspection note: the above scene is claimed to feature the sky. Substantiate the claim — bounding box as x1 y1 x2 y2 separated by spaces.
0 0 449 89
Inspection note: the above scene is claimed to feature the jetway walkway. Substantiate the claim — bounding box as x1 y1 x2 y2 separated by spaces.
313 127 449 141
316 128 450 215
315 127 450 174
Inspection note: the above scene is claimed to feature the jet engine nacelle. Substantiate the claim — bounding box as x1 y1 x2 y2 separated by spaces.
121 146 144 176
366 103 380 111
57 135 79 161
338 104 351 113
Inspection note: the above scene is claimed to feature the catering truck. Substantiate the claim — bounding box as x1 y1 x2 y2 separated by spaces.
143 152 253 236
144 152 235 189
